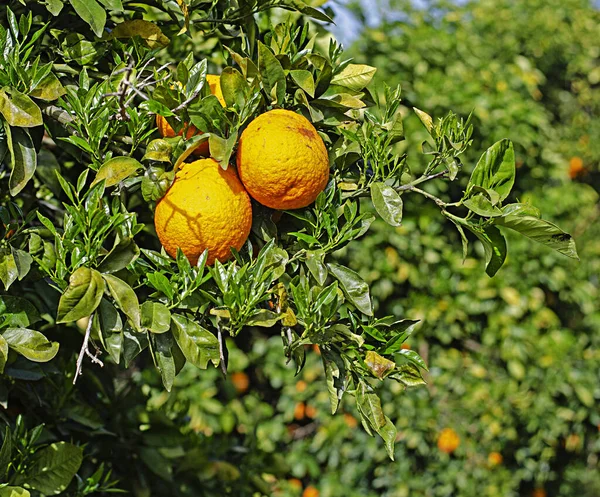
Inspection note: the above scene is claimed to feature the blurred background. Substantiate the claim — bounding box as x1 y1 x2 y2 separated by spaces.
9 0 599 496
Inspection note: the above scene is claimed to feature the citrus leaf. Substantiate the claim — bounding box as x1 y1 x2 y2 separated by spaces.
246 310 280 327
2 328 59 362
0 89 43 127
331 64 376 92
0 487 30 497
171 314 219 369
468 139 515 202
463 193 503 217
327 262 373 316
109 19 169 49
102 273 141 331
466 224 507 277
56 267 105 323
0 248 18 291
0 335 8 374
68 0 106 37
97 237 140 273
220 67 247 108
365 350 396 379
258 41 286 105
413 107 434 134
13 442 82 495
494 213 578 260
143 139 172 163
92 156 142 187
370 182 403 226
322 348 346 414
141 301 171 333
0 295 41 328
29 73 66 101
150 333 175 391
6 126 36 196
290 69 315 97
45 0 64 16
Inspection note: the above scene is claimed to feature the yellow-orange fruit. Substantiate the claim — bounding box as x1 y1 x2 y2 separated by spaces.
294 402 306 420
288 478 303 490
569 156 584 178
154 159 252 265
302 486 319 497
488 451 503 466
236 109 329 210
532 489 547 497
207 74 226 106
231 371 250 394
437 427 460 454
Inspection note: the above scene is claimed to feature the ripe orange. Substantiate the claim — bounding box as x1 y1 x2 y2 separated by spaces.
294 402 306 420
154 159 252 265
305 404 317 419
296 380 307 393
231 371 249 394
236 109 329 210
155 74 226 156
487 451 503 466
569 156 584 179
437 427 460 454
532 488 546 497
303 486 319 497
343 413 358 428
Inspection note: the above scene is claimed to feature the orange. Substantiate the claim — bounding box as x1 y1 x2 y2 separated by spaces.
305 404 317 419
569 156 584 178
302 486 319 497
532 489 546 497
154 159 252 265
343 413 358 428
231 371 249 394
155 74 226 156
294 402 306 420
295 380 307 393
236 109 329 210
401 342 411 350
437 427 460 454
488 451 503 466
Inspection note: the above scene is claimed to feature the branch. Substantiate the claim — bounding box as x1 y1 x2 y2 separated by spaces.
73 313 104 385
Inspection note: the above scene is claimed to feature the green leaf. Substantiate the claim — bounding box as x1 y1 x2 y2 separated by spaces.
220 67 247 108
92 156 142 187
413 107 433 133
102 274 141 331
0 335 7 374
258 41 286 105
150 333 175 391
0 88 43 127
98 0 123 11
56 267 105 323
0 248 18 291
0 426 13 480
356 380 397 457
30 73 66 101
321 348 346 414
0 295 41 328
494 213 578 260
0 487 30 497
331 64 376 92
45 0 64 16
68 0 106 37
290 70 315 97
2 328 59 362
123 327 148 367
108 19 169 49
97 237 140 273
141 301 171 333
393 363 426 387
467 224 507 277
398 348 428 371
171 314 219 369
6 126 37 196
208 132 237 169
370 182 403 226
327 262 372 316
246 310 280 327
143 139 172 163
13 442 82 495
463 193 503 217
142 166 175 202
365 350 396 379
305 250 327 286
468 139 515 201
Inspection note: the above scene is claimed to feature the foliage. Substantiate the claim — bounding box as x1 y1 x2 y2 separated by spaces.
0 0 593 496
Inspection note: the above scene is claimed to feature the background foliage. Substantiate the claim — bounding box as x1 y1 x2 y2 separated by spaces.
0 0 598 496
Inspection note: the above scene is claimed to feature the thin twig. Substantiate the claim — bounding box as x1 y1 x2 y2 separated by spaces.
73 313 103 385
217 325 227 377
171 90 201 113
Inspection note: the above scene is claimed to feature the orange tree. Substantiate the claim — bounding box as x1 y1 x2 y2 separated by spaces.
0 0 579 494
